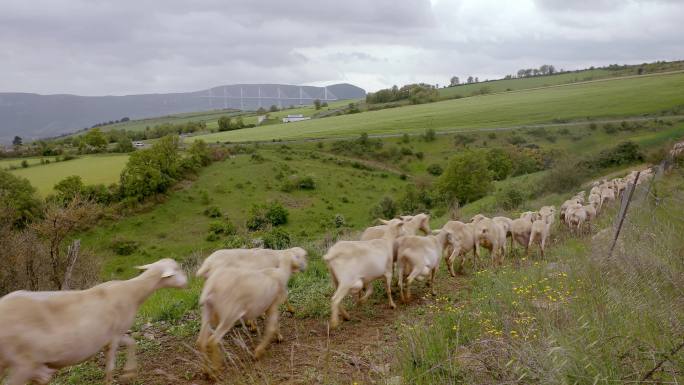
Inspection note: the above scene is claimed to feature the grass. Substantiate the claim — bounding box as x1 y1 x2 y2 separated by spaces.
8 154 129 196
190 72 684 143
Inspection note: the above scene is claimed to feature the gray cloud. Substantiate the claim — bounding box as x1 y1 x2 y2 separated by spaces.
0 0 682 95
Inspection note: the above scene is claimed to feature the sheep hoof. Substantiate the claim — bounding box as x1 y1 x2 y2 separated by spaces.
276 333 284 343
254 347 266 360
330 319 340 329
389 302 397 309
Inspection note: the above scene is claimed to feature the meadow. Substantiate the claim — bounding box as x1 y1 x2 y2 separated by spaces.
191 72 684 143
8 154 129 196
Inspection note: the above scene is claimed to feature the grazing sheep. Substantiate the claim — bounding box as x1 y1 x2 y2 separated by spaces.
583 203 597 224
360 218 404 241
588 193 601 213
197 251 307 366
510 212 540 255
470 214 488 223
395 229 454 301
196 247 308 279
324 220 404 328
474 217 507 266
441 221 480 275
0 259 188 385
560 199 579 223
528 206 555 258
599 186 616 210
565 203 587 234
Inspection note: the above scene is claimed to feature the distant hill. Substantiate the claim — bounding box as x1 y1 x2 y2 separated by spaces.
0 83 365 143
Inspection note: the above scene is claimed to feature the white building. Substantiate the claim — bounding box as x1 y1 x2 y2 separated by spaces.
282 114 311 123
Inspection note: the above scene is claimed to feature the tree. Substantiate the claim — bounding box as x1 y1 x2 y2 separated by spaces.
314 99 321 110
474 77 479 83
450 76 460 86
269 105 279 112
486 148 513 181
436 150 492 204
84 128 107 150
548 65 556 74
12 136 22 146
256 107 267 115
53 175 85 204
517 69 526 78
467 76 474 83
0 169 42 227
539 64 550 75
217 116 232 131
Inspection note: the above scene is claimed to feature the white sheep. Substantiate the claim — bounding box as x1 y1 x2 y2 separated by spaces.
197 250 307 366
324 220 404 328
565 203 587 234
0 259 188 385
492 216 514 251
441 221 480 275
360 213 430 241
196 247 308 279
395 229 454 301
528 206 555 258
360 218 404 241
510 211 540 255
474 217 507 266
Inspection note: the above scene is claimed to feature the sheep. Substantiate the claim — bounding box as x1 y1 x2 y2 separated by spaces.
583 203 597 224
528 206 555 258
510 211 540 255
324 219 404 328
599 185 616 210
492 216 513 248
195 247 308 321
565 203 587 234
0 259 187 385
360 218 404 241
588 193 601 213
395 229 454 302
560 199 579 222
360 213 429 241
474 217 507 266
441 221 480 275
197 251 307 366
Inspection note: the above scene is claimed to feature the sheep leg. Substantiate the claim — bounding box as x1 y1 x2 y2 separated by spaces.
446 253 456 277
397 262 406 302
540 236 546 259
405 267 423 301
359 282 374 304
4 364 38 385
384 272 396 309
285 298 295 314
104 336 121 385
254 298 282 360
197 303 214 354
120 334 138 382
330 284 351 329
429 267 437 296
208 316 240 371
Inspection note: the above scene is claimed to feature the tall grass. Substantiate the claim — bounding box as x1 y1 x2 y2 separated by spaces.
397 168 684 384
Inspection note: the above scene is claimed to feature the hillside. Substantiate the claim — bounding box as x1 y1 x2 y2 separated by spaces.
0 83 365 143
192 71 684 143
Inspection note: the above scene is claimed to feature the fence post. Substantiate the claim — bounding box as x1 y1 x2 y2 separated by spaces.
609 171 640 258
62 239 80 290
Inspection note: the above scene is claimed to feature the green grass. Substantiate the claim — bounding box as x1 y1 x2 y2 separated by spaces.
191 72 684 143
8 154 129 196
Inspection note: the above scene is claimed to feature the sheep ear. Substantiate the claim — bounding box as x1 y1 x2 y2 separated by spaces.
378 219 390 225
161 269 176 278
136 264 153 270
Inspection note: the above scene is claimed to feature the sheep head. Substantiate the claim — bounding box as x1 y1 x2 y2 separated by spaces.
136 258 188 288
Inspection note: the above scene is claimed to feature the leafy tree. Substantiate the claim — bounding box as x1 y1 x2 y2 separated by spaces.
486 148 513 181
467 76 474 83
12 136 22 146
371 197 397 219
269 105 279 112
314 99 321 110
218 116 232 131
450 76 460 86
187 139 212 167
436 150 492 204
84 128 107 150
0 169 42 226
115 136 134 153
119 135 181 201
53 175 85 204
257 107 267 115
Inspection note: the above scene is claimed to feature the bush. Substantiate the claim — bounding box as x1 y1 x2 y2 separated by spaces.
296 176 316 190
262 228 291 249
222 234 250 249
203 206 222 218
246 202 289 231
494 184 526 210
21 160 28 168
422 128 436 142
398 185 433 214
542 157 590 194
454 134 476 147
208 220 236 236
333 214 346 228
588 141 644 170
507 134 527 145
589 122 597 130
436 150 492 205
603 123 618 134
371 196 397 219
486 148 513 181
0 169 42 226
110 238 139 256
426 163 443 176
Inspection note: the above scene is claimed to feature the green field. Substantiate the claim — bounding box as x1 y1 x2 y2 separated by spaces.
8 154 129 196
191 72 684 143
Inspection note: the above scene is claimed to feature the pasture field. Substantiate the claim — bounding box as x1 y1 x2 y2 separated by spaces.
191 72 684 143
8 154 129 196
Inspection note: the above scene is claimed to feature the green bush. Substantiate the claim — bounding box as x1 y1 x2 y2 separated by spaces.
222 234 250 249
398 184 433 214
203 206 222 218
0 169 42 226
371 196 397 219
426 163 443 176
422 128 436 142
262 228 291 249
333 214 346 228
603 123 618 134
486 148 513 181
208 220 236 236
494 184 526 210
110 238 139 256
296 176 316 190
246 201 289 231
436 150 493 205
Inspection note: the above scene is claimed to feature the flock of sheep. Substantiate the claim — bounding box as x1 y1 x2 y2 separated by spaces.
0 166 654 385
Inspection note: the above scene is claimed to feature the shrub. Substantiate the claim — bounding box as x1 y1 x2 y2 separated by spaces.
589 122 597 130
333 214 346 228
603 123 618 134
222 234 250 249
262 228 291 249
507 134 527 145
21 160 28 168
486 148 513 181
0 169 42 226
208 220 236 236
542 157 590 193
422 128 436 142
426 164 443 176
494 184 525 210
454 134 476 147
371 196 397 219
203 206 222 218
398 184 433 214
246 201 289 231
297 176 316 190
110 238 139 256
436 150 492 205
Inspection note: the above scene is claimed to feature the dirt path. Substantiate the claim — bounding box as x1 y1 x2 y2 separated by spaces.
129 275 467 385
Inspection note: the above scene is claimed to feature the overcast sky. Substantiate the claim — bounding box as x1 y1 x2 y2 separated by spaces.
1 0 682 96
